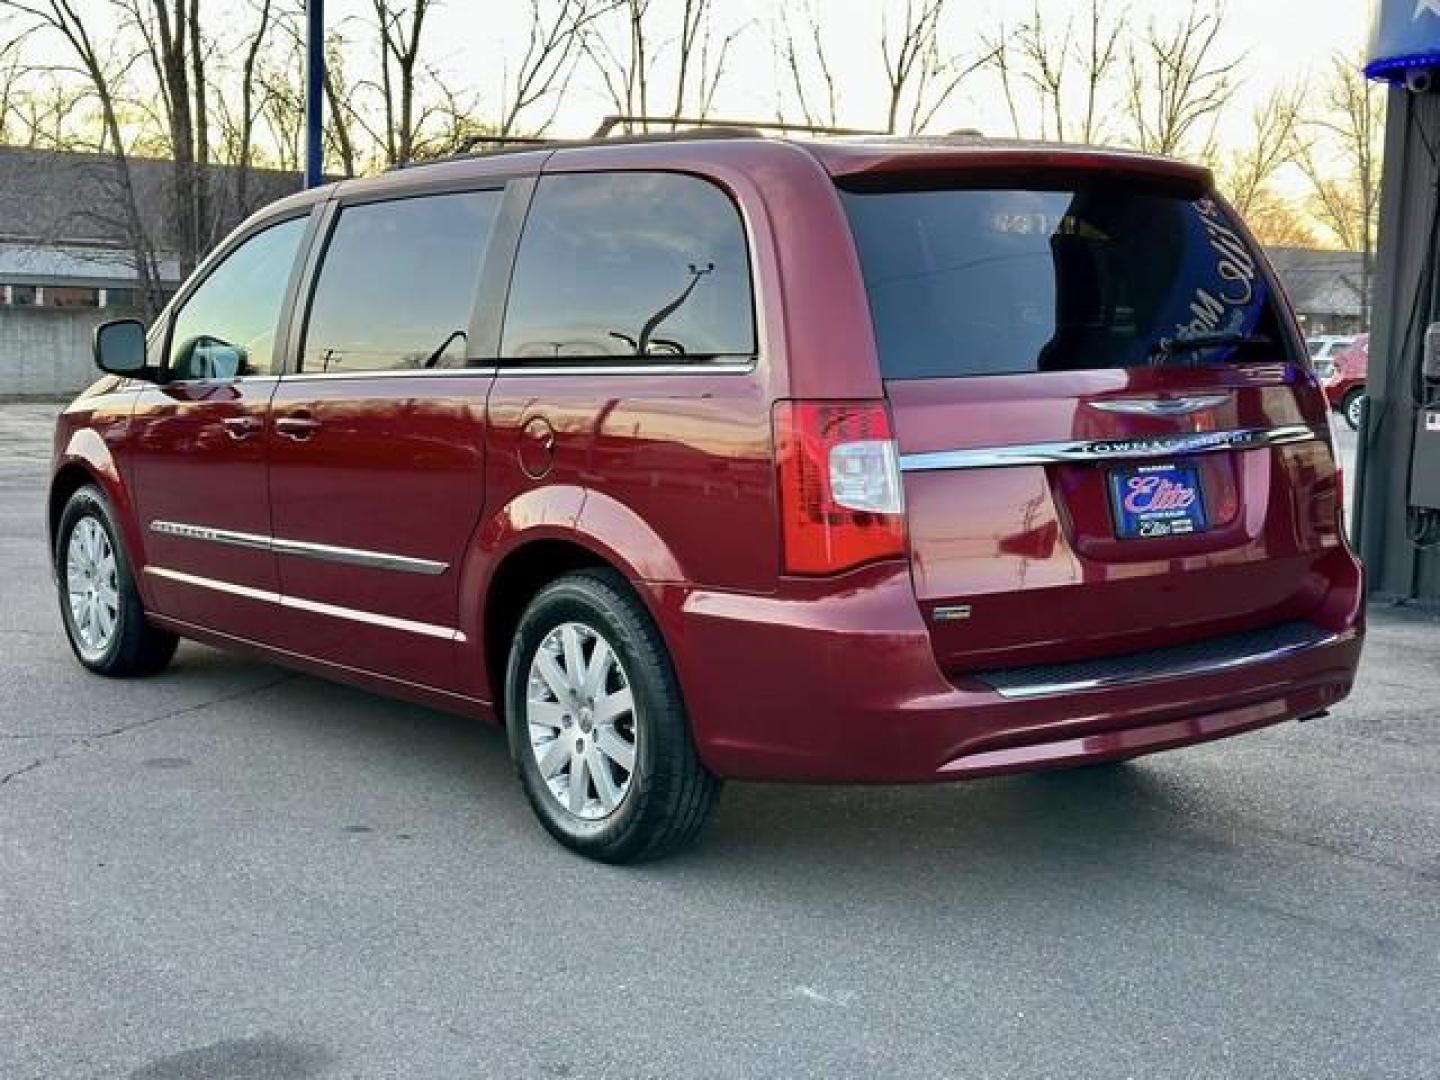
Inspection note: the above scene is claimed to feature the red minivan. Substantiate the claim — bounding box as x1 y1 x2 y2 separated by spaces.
52 132 1364 861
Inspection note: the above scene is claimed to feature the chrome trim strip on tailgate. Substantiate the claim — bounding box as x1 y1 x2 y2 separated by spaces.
149 520 447 576
972 621 1350 700
898 424 1320 473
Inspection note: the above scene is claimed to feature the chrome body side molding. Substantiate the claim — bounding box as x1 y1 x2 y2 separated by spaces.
149 520 447 576
270 536 447 576
144 566 464 642
898 424 1320 473
149 521 272 551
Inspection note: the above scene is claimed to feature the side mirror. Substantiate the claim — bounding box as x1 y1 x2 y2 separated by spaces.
93 318 149 377
1425 323 1440 381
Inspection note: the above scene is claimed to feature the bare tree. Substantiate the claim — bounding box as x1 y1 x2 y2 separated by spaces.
232 0 274 212
1207 85 1313 249
776 0 839 128
1294 51 1386 329
0 21 32 142
321 30 361 175
257 55 302 171
584 0 742 132
1007 2 1071 141
682 0 742 122
0 0 164 314
1243 202 1319 250
880 0 987 136
498 0 615 138
5 71 75 146
370 0 434 166
115 0 212 272
208 0 278 211
585 0 651 127
1124 3 1239 158
1210 84 1301 220
1075 0 1124 144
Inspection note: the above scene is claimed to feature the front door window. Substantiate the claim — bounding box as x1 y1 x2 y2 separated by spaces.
168 217 307 380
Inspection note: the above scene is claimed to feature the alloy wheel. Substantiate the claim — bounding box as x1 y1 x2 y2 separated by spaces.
66 516 120 659
1345 393 1364 430
525 621 638 820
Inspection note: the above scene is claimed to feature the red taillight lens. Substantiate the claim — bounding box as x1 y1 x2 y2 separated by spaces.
773 400 907 575
1325 420 1346 520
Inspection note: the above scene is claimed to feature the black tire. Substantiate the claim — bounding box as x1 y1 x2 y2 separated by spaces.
1341 388 1365 431
505 568 720 863
55 485 178 677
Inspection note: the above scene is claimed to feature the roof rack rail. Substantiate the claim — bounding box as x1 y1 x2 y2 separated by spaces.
387 116 895 173
592 115 887 138
454 133 553 154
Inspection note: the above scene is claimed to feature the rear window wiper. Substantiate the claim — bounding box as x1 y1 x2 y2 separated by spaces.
1150 331 1272 357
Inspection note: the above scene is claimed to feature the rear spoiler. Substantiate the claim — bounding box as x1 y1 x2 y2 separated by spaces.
812 142 1212 194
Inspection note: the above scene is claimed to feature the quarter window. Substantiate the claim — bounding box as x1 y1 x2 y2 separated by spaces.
168 216 307 380
502 172 755 362
301 190 501 374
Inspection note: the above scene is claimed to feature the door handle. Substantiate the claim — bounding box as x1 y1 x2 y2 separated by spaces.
222 416 262 440
274 413 319 441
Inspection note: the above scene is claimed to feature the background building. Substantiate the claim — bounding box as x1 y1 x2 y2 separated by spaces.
0 148 300 397
1265 247 1368 336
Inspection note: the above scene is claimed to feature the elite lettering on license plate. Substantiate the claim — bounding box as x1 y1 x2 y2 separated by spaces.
1109 463 1209 540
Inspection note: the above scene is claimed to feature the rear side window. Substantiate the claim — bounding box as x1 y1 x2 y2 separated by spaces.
842 183 1289 379
502 172 754 362
301 190 501 374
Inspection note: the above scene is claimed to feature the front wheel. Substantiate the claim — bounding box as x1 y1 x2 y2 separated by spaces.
505 569 720 863
1342 388 1365 431
55 485 177 677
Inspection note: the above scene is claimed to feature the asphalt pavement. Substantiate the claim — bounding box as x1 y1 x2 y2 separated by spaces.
1 400 1436 1080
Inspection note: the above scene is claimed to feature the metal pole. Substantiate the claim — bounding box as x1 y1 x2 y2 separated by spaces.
305 0 325 188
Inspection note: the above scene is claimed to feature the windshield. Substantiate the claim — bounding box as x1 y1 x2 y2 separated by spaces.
842 182 1293 379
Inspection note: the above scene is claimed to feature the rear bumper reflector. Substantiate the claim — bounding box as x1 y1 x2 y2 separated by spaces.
971 620 1347 699
898 424 1320 472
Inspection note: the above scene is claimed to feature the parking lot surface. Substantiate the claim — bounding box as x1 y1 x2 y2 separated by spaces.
1 401 1435 1079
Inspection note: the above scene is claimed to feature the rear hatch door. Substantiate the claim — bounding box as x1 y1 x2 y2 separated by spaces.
840 169 1345 676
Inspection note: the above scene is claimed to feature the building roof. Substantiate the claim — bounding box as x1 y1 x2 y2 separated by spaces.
0 146 304 284
1266 246 1367 319
0 241 181 287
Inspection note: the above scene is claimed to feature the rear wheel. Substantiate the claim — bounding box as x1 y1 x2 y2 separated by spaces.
505 569 720 863
1342 388 1365 431
55 485 177 677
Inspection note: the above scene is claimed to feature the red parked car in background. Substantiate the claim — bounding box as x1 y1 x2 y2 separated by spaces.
1322 333 1369 429
50 131 1364 861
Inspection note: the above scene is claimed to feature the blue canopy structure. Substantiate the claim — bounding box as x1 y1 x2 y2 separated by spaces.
1367 0 1440 81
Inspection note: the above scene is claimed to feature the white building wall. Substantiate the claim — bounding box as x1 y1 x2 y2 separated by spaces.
0 308 117 397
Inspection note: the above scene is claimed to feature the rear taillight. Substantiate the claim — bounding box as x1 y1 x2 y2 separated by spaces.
1325 419 1346 520
773 400 906 575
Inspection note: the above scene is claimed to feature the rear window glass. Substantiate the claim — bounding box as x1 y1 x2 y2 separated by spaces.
842 184 1289 379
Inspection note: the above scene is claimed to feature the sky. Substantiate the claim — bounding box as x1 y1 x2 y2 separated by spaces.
372 0 1377 148
4 0 1381 189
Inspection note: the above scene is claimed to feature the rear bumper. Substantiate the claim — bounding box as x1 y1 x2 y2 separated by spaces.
651 565 1363 783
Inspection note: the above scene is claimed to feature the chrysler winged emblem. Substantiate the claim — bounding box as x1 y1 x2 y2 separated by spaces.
1089 395 1231 417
